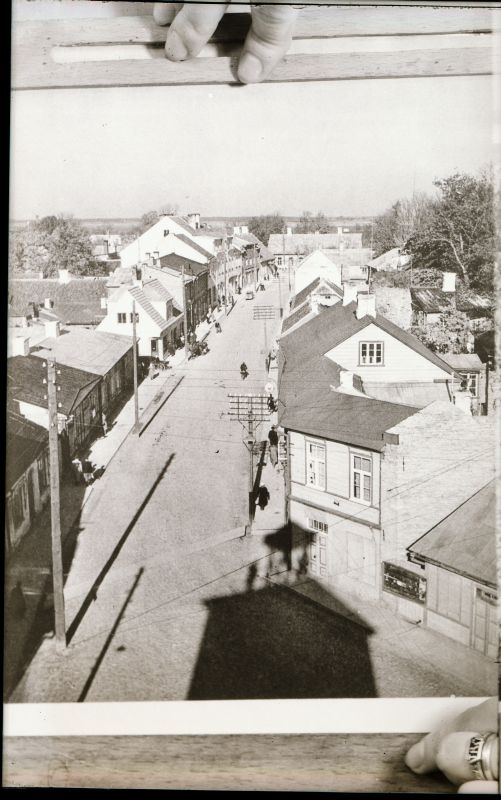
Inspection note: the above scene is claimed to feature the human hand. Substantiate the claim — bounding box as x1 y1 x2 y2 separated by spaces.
153 3 299 84
405 697 498 793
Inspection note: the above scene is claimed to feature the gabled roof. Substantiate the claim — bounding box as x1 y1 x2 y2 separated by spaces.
6 411 49 490
141 278 173 303
281 301 322 335
440 353 484 371
158 253 209 277
7 354 100 417
292 277 343 310
279 352 418 451
411 288 492 314
408 480 496 586
128 285 171 332
174 233 214 261
31 329 133 376
281 300 457 377
8 278 109 326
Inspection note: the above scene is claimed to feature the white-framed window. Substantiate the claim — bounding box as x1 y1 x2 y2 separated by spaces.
351 452 372 504
277 256 283 266
460 372 478 397
129 312 139 323
306 441 326 490
308 518 328 533
117 312 127 324
359 341 384 365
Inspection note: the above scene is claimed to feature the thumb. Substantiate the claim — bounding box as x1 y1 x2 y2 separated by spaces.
237 4 299 84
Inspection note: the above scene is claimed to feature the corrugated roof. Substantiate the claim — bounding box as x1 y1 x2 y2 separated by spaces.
281 301 319 334
6 411 49 490
141 279 173 303
281 300 457 377
129 285 170 331
31 329 133 376
408 480 496 586
8 278 109 326
7 354 100 417
411 288 492 314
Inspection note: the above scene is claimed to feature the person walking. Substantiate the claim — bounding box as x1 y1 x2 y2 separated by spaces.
215 321 222 333
101 412 108 436
257 485 270 510
240 362 248 380
267 393 277 413
268 425 279 468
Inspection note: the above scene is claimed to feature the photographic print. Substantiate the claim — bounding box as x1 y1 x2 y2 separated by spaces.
4 0 500 790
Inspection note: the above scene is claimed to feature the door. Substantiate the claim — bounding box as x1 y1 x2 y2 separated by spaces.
472 587 498 659
309 532 328 578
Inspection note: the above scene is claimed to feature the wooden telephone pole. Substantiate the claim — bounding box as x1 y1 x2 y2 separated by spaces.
45 357 66 650
131 299 140 434
181 265 189 359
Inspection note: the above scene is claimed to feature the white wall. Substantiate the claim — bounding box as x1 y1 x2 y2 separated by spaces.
294 251 342 295
120 220 208 270
325 322 450 383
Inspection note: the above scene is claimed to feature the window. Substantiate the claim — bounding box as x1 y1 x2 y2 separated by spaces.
359 341 384 365
151 339 158 353
38 452 49 492
308 518 328 533
306 441 326 490
11 484 26 529
117 312 127 324
460 372 478 397
277 256 283 266
351 452 372 504
129 312 139 323
361 266 368 275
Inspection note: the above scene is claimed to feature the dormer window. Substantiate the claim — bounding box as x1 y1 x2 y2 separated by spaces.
359 341 383 365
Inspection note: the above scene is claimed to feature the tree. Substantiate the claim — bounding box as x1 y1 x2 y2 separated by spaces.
12 215 101 277
137 210 160 234
296 210 331 233
410 170 495 292
372 193 432 257
247 213 285 246
410 306 472 354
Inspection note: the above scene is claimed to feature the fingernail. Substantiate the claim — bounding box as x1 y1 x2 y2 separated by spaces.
165 29 188 61
238 53 263 84
404 740 425 772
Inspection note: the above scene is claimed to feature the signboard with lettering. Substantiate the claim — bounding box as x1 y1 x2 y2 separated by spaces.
382 562 426 604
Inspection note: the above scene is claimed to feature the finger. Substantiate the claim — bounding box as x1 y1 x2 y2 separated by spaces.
153 3 182 26
237 4 299 84
405 698 498 775
458 781 498 794
164 3 230 62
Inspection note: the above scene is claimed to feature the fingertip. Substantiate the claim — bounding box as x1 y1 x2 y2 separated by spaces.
458 781 499 794
153 3 178 26
404 739 427 773
237 52 263 84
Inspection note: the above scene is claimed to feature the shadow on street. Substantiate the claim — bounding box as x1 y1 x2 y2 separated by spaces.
187 524 377 700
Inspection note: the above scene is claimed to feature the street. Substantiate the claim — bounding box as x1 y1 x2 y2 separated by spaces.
8 275 496 702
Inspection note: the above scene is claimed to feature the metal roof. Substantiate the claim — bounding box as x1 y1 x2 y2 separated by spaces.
31 329 133 376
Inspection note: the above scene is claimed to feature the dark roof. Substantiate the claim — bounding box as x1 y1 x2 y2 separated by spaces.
6 411 48 490
282 302 320 334
174 234 214 260
8 278 109 326
158 253 209 276
279 352 418 451
408 481 496 586
292 277 342 310
7 355 100 417
411 288 492 315
281 300 456 377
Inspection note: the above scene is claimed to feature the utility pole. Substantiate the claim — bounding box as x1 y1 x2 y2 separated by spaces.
131 299 140 434
45 357 66 651
277 266 283 318
181 265 189 358
223 237 228 316
228 393 270 534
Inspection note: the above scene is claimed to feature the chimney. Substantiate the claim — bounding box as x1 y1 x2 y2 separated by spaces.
342 284 358 306
28 301 39 319
187 213 200 230
356 292 377 319
442 272 456 293
58 269 71 284
286 226 292 236
339 370 354 389
12 336 30 357
44 298 53 309
44 319 61 338
100 296 107 310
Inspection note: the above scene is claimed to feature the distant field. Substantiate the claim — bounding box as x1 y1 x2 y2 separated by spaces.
10 215 374 234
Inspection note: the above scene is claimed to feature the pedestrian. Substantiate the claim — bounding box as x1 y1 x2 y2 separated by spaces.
101 412 108 436
240 362 248 380
257 485 270 510
267 393 277 413
268 425 279 468
215 321 222 333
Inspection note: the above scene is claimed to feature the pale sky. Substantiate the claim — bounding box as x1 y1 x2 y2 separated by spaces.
10 1 496 220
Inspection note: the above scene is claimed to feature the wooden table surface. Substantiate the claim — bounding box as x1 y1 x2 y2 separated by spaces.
3 733 454 791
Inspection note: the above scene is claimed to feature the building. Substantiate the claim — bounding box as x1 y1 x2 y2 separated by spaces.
367 247 411 273
278 299 495 629
31 328 134 419
8 274 109 329
411 272 492 329
119 215 213 271
268 228 364 271
281 276 343 337
407 480 496 658
7 354 102 457
373 287 413 331
98 279 180 360
5 412 50 552
292 250 343 295
440 352 487 414
142 258 210 332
